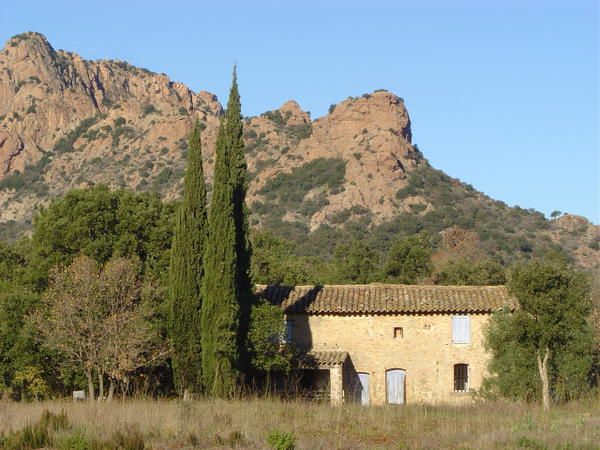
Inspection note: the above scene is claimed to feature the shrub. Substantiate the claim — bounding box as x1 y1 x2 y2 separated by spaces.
109 427 145 450
330 208 351 225
263 110 286 126
155 167 173 185
2 410 69 450
114 116 126 127
244 129 258 139
57 429 92 450
0 153 51 196
286 123 312 141
259 157 346 204
267 430 296 450
141 104 158 117
54 115 104 154
112 124 136 147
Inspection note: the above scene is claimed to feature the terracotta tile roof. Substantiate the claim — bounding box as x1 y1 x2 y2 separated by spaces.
256 284 516 315
297 351 348 369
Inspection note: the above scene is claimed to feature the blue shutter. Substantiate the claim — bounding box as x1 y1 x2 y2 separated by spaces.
358 373 370 406
386 369 406 404
452 316 471 344
285 320 293 343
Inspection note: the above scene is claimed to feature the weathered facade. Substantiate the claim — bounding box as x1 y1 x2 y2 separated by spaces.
258 284 516 405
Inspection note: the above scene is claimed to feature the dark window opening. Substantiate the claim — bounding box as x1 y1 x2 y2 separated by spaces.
393 327 403 338
454 363 469 392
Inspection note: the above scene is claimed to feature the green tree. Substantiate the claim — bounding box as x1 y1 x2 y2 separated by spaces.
484 261 593 408
0 239 29 284
434 258 506 286
247 299 294 377
201 70 247 397
167 120 208 398
227 68 254 374
332 240 378 284
251 231 316 285
27 186 175 290
0 282 46 399
382 232 432 284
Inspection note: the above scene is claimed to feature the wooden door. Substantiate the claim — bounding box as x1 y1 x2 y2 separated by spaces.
386 369 406 404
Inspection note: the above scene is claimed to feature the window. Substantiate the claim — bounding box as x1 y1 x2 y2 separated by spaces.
393 327 403 338
452 315 471 344
454 364 469 392
284 320 293 344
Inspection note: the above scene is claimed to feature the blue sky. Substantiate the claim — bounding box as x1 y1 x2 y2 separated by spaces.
2 0 598 222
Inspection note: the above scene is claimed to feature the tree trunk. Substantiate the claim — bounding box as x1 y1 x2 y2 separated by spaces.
107 380 115 402
98 371 104 401
183 388 190 401
537 347 551 410
85 370 95 402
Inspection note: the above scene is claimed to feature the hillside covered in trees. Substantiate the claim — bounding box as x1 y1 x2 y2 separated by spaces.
0 32 598 276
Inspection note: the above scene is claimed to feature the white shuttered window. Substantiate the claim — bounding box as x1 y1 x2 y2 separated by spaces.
452 316 471 344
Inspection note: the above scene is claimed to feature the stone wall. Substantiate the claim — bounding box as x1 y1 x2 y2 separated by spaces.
288 312 491 405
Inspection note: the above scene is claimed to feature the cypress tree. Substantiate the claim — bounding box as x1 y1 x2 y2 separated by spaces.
226 68 254 372
200 72 242 397
167 120 207 398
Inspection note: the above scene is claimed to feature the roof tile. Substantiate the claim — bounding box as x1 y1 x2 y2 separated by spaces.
257 284 516 315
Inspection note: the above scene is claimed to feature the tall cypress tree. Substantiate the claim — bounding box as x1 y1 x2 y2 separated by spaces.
225 68 254 372
200 72 242 397
168 120 207 397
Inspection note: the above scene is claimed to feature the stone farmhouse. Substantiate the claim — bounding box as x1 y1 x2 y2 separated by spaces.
257 284 516 406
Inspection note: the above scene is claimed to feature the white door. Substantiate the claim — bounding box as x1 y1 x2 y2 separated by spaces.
357 373 370 405
387 369 406 404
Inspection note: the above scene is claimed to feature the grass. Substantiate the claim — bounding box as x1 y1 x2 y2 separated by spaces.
0 398 598 449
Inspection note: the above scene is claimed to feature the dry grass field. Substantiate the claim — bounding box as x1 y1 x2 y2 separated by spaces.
0 397 599 449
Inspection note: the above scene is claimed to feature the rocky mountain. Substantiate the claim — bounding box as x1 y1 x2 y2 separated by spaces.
0 32 598 271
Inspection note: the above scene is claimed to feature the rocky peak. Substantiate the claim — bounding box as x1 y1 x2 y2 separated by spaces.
553 214 591 232
321 90 412 143
196 91 223 117
279 100 310 125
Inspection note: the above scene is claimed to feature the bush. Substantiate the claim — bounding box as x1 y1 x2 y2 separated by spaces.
263 110 286 126
286 123 312 141
259 157 346 204
1 410 69 450
141 104 159 117
0 153 51 196
244 129 258 139
57 429 91 450
109 428 145 450
267 430 296 450
54 115 105 154
155 167 173 185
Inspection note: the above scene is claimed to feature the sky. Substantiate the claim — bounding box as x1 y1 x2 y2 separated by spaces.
1 0 598 223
